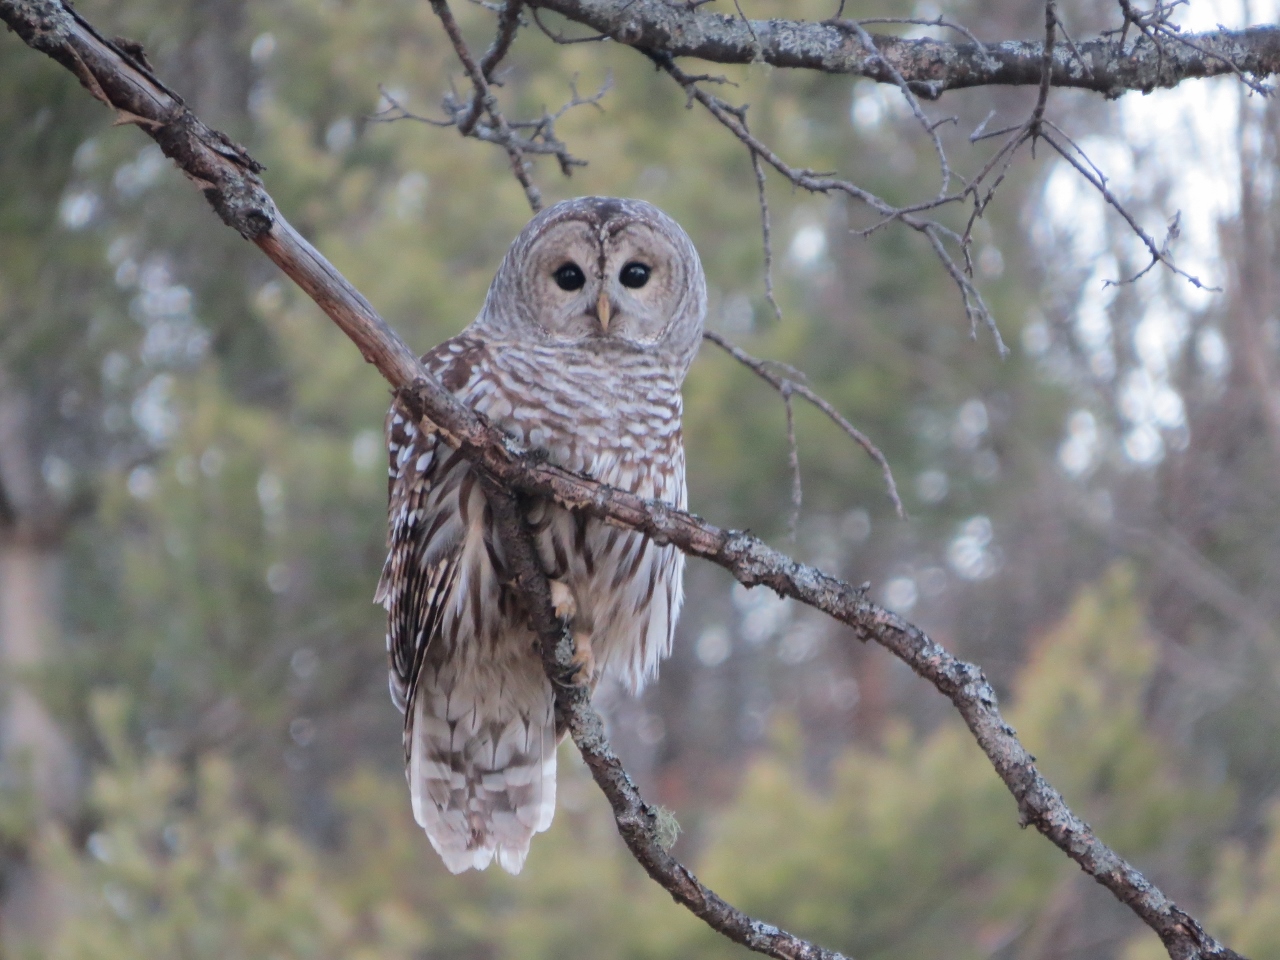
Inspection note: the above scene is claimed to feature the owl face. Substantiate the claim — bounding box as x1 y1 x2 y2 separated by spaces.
476 197 707 374
522 217 687 348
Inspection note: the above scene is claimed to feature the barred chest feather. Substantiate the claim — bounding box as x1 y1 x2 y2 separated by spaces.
439 335 686 690
471 339 684 498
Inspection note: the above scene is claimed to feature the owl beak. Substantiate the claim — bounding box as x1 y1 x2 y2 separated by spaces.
596 290 612 332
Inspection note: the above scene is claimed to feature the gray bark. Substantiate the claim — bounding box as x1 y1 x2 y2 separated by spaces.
533 0 1280 97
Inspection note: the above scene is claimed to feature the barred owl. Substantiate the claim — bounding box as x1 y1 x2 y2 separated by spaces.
375 197 706 874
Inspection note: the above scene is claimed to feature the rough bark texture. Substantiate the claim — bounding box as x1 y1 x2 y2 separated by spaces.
0 1 1254 958
530 0 1280 96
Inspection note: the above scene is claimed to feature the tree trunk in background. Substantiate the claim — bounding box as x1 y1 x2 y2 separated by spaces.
1227 90 1280 470
0 382 76 946
0 544 74 815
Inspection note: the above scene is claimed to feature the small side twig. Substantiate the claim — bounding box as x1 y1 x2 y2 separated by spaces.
1031 0 1058 146
747 123 781 321
732 0 764 60
703 330 905 519
1053 11 1095 79
1039 129 1219 289
962 0 1056 254
957 0 1217 300
1157 21 1271 95
374 5 611 204
829 17 956 196
429 0 544 210
832 15 997 69
782 384 802 538
530 5 610 44
466 0 525 130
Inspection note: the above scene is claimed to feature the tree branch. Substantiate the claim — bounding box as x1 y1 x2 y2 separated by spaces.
0 2 1247 958
530 0 1280 97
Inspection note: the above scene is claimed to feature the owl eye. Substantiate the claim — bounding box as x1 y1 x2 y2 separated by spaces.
619 262 651 289
552 263 586 291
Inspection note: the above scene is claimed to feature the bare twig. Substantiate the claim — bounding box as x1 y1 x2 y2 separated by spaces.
954 0 1217 300
1155 21 1271 95
828 18 955 196
415 0 612 189
747 125 781 321
467 0 526 128
0 2 1250 958
374 84 604 161
1041 119 1111 183
429 0 544 210
1039 129 1220 290
530 5 609 43
1053 10 1095 79
782 385 802 538
731 0 763 60
1032 0 1058 144
1106 0 1271 99
961 129 1026 262
652 52 1007 354
838 15 995 66
1115 0 1171 80
969 118 1022 143
704 331 905 519
372 74 608 189
959 0 1055 259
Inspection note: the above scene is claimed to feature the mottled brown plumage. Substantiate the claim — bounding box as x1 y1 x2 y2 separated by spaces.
376 197 706 873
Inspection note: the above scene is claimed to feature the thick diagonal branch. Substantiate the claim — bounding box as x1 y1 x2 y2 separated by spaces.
0 3 1246 958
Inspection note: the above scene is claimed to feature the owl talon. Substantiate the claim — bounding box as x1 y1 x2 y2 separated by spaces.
569 631 596 686
549 580 577 621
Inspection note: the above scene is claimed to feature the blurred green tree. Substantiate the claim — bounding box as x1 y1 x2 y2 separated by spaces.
2 0 1275 956
26 570 1229 960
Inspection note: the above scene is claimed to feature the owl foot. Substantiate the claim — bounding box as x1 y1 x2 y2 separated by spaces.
548 581 592 685
569 630 596 687
549 580 577 621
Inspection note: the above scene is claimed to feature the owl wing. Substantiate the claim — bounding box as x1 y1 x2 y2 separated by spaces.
375 338 556 875
374 406 463 726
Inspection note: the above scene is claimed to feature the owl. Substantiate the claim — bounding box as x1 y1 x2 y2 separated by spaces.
375 197 707 874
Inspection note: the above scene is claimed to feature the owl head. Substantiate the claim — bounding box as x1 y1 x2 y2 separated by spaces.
473 197 707 375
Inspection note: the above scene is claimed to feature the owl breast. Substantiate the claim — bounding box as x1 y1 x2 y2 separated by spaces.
484 340 688 692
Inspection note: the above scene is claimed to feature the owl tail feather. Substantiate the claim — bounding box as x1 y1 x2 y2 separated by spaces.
408 683 557 874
